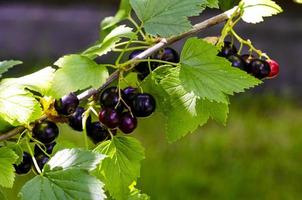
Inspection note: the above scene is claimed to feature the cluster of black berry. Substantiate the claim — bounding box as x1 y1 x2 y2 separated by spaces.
14 121 58 174
129 47 180 80
219 41 280 79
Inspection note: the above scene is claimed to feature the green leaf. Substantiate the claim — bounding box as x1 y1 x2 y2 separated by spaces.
46 148 106 171
218 0 240 11
0 117 13 133
128 186 150 200
130 0 206 37
226 0 283 24
205 0 219 8
19 169 106 200
0 60 22 78
180 38 261 103
83 25 136 59
0 187 8 200
94 136 145 200
0 147 19 188
0 82 42 126
48 54 109 98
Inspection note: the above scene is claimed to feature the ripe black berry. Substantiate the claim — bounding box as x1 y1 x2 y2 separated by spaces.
122 87 137 105
152 47 179 68
227 54 247 71
34 142 56 156
86 122 110 143
100 87 124 113
119 112 137 134
32 121 59 144
129 50 150 74
218 41 237 58
241 54 255 65
68 107 91 131
35 154 49 170
54 93 79 115
99 108 120 128
131 93 156 117
249 59 271 79
14 152 32 175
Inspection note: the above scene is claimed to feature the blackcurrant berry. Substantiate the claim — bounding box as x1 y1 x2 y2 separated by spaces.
267 59 280 78
119 112 137 134
152 47 179 68
54 93 79 115
218 41 238 58
68 107 91 131
34 142 56 156
14 152 32 175
241 54 255 65
131 93 156 117
99 108 120 128
32 121 59 144
100 87 124 113
249 59 271 79
129 50 150 74
35 154 49 170
86 122 111 143
122 87 137 105
227 54 247 71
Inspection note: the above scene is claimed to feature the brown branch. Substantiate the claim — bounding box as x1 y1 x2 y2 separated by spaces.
0 12 229 142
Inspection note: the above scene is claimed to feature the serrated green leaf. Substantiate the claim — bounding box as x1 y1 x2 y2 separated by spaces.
48 54 109 98
94 136 145 200
46 148 106 172
0 82 42 126
6 144 23 165
130 0 206 37
180 38 261 103
0 60 22 78
0 117 13 133
83 25 136 59
19 169 106 200
0 147 18 188
205 0 219 8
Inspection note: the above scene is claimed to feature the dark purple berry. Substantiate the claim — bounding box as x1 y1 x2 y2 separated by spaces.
99 108 120 128
122 87 138 105
249 59 271 79
54 93 79 115
35 154 49 170
218 41 237 57
14 152 32 175
129 50 150 74
100 87 124 113
34 142 56 156
32 121 59 144
241 54 255 65
68 107 91 131
86 122 111 143
227 54 247 71
119 112 137 134
131 93 156 117
152 47 179 67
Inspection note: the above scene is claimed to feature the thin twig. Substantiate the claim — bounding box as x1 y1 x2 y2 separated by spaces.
0 12 229 142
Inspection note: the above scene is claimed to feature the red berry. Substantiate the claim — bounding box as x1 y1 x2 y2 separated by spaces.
267 59 280 78
119 112 137 134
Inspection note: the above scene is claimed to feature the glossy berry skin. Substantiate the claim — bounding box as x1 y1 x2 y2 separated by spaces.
86 122 110 143
249 59 271 79
54 93 79 115
14 152 32 175
131 93 156 117
119 112 137 134
152 47 179 68
267 59 280 78
129 50 150 74
68 107 91 131
227 54 247 71
35 154 49 170
218 41 238 58
122 87 137 105
34 142 56 156
100 87 124 113
32 121 59 144
99 108 120 128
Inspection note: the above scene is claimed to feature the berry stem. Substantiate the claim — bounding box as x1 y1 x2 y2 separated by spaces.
82 109 91 150
25 136 42 175
128 15 146 40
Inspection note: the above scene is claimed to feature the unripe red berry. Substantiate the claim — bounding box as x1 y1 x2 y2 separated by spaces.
267 59 280 78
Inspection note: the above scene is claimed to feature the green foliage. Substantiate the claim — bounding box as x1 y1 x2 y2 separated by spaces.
83 25 137 59
130 0 207 37
0 188 7 200
20 148 106 200
94 136 145 200
0 60 22 78
49 54 109 98
218 0 240 11
0 147 18 188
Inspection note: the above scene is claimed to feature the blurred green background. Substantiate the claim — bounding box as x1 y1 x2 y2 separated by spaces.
1 0 302 199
